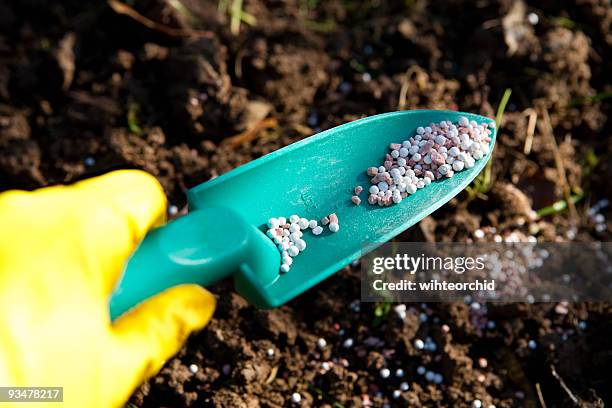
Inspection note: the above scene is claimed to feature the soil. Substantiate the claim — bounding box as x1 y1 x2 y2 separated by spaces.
1 0 611 407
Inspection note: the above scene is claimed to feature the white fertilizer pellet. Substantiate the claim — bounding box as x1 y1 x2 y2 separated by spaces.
298 218 309 230
264 212 340 273
355 117 493 207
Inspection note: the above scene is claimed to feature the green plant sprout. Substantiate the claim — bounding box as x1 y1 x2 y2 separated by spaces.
218 0 256 35
581 148 599 179
127 102 142 135
536 192 584 217
550 16 577 29
167 0 201 27
297 0 337 33
299 0 319 13
308 384 346 408
465 88 512 199
373 302 392 327
569 91 612 107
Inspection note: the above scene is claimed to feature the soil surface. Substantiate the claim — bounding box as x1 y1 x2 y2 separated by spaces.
1 0 611 407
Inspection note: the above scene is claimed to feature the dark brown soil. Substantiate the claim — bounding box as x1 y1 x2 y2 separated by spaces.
1 0 610 407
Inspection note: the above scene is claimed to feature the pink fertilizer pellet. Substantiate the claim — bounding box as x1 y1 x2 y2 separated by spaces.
361 117 493 206
327 213 340 233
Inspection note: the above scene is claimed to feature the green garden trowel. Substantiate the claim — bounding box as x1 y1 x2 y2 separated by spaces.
109 110 496 320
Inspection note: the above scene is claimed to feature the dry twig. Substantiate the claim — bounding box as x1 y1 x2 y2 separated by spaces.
550 364 580 406
537 103 578 223
536 382 548 408
108 0 213 39
222 117 278 148
523 108 537 155
398 66 426 110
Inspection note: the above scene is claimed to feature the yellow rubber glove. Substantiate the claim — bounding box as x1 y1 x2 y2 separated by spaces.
0 170 216 408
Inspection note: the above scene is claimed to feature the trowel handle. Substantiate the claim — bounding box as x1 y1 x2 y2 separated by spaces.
108 207 278 320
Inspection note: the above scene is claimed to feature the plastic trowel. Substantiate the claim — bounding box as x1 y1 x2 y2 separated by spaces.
109 110 496 319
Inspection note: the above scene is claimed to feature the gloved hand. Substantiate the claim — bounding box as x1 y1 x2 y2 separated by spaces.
0 170 216 408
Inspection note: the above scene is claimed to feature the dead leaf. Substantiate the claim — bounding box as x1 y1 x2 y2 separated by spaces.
502 0 532 56
54 33 76 90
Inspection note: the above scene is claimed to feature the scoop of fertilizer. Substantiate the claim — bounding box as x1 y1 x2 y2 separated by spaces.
109 110 496 319
359 116 493 207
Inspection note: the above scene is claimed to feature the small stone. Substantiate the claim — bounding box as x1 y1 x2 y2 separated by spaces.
316 338 327 349
527 12 539 25
394 304 407 319
555 302 569 315
478 357 488 368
